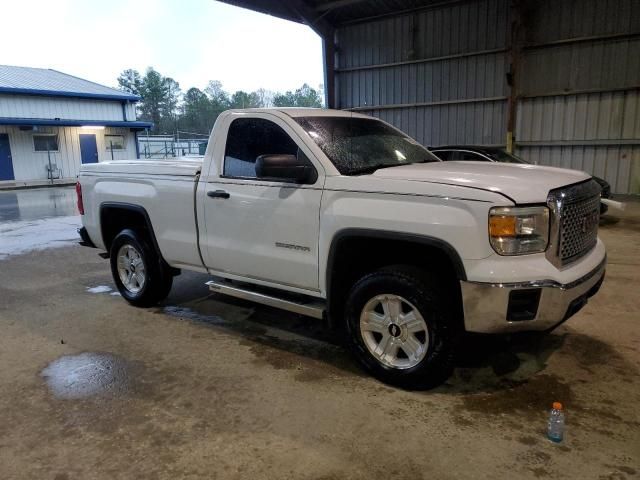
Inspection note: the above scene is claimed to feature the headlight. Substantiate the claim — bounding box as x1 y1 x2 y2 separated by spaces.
489 206 549 255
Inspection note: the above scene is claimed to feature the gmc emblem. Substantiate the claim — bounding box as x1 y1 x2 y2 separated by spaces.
581 210 599 233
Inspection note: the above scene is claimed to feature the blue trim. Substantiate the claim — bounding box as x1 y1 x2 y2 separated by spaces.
0 117 153 129
0 133 15 181
134 130 141 159
0 86 140 101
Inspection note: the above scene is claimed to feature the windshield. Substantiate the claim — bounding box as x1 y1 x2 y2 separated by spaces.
294 116 440 175
484 149 529 164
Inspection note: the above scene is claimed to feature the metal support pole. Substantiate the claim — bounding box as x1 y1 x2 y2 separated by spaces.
322 31 337 109
47 149 53 184
506 0 523 154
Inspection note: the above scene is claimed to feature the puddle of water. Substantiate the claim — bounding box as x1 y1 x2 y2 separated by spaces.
0 186 77 222
0 215 81 260
86 285 113 294
41 352 131 400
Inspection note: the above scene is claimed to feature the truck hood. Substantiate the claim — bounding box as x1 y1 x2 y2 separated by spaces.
371 161 591 203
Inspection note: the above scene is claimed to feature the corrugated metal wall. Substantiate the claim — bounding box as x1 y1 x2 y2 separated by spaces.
514 0 640 194
516 90 640 193
335 0 510 146
0 94 135 122
334 0 640 193
0 125 136 181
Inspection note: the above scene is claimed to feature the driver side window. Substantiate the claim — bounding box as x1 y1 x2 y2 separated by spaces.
224 118 299 178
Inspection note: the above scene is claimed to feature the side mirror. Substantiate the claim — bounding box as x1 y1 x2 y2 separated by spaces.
255 154 316 184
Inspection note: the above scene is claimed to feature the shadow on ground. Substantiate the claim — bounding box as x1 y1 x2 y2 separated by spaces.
150 271 636 397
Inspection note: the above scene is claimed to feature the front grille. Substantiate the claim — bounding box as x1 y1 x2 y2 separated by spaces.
559 194 600 263
547 180 601 267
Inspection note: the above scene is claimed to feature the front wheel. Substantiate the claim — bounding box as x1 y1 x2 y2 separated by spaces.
345 266 460 389
110 229 173 307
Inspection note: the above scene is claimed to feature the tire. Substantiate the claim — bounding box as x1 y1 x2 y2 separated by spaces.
345 265 460 389
109 229 173 307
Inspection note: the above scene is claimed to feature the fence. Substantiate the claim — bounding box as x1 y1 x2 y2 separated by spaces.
138 134 208 159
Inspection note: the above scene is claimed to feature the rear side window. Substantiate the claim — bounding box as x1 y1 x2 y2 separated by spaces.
438 150 487 161
432 150 452 161
224 118 298 178
459 151 486 161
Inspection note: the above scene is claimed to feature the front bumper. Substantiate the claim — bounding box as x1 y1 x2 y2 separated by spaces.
460 257 606 333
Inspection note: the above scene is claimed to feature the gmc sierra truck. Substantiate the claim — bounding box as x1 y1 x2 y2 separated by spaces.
77 108 606 387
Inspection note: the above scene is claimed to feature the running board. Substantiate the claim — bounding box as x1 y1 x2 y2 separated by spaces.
206 280 325 319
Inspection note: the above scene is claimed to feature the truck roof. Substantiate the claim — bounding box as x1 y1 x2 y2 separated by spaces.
224 107 372 119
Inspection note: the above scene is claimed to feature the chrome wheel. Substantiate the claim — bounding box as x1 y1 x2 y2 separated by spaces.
359 294 429 369
116 244 146 294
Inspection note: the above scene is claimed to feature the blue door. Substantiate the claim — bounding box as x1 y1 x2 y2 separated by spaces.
0 134 15 181
79 134 98 164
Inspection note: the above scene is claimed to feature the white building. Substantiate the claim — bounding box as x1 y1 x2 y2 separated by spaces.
0 65 151 185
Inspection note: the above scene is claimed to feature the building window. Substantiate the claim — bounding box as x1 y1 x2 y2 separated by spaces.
105 135 125 151
33 134 59 152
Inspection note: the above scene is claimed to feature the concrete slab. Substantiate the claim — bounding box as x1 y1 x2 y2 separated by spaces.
0 185 77 222
0 199 638 479
0 178 76 191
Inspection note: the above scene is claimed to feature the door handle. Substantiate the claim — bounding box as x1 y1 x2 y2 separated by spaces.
207 190 230 199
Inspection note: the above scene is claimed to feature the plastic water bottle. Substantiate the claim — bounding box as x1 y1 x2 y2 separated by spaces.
547 402 565 443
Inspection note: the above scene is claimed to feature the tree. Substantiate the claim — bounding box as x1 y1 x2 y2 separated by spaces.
230 90 262 109
272 91 296 107
116 68 324 136
138 68 169 130
158 77 181 133
256 88 274 108
294 83 323 107
181 87 213 134
273 83 322 107
117 69 143 96
205 80 230 113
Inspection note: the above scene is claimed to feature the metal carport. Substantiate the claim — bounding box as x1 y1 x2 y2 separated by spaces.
218 0 640 194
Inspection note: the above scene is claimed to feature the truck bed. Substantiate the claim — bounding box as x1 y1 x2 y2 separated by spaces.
79 157 205 272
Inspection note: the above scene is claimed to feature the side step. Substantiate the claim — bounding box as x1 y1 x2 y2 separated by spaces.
206 280 325 319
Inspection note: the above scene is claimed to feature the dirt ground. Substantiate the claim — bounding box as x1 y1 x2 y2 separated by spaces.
0 191 638 479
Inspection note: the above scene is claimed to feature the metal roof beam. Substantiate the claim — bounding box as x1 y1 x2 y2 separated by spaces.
284 0 334 37
217 0 334 33
314 0 368 12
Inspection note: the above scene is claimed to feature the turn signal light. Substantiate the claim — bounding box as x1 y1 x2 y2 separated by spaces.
489 215 517 237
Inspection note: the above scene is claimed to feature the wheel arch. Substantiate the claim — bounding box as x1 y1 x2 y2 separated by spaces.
325 228 466 324
99 202 164 262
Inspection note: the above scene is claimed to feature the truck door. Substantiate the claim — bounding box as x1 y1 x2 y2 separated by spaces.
200 114 323 292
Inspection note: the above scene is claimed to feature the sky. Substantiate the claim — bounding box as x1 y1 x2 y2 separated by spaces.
1 0 325 95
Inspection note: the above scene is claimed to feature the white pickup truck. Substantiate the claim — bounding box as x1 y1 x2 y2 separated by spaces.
77 108 606 387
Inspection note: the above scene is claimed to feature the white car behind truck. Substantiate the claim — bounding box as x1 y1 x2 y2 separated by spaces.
77 108 606 387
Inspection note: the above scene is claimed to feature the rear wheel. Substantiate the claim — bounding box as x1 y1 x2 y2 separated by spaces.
345 265 460 388
110 229 173 307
